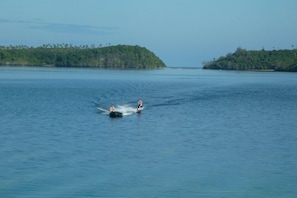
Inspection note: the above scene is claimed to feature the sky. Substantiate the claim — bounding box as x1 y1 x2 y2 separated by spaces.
1 0 297 67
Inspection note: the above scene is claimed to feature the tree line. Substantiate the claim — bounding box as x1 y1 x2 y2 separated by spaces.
0 44 166 69
203 48 297 72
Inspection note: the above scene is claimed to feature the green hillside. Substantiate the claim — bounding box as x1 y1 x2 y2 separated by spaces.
0 44 166 69
203 48 297 72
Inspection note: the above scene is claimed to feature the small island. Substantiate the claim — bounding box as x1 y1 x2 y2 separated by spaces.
203 47 297 72
0 44 166 69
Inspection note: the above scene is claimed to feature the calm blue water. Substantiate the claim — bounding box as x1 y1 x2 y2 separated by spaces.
0 66 297 197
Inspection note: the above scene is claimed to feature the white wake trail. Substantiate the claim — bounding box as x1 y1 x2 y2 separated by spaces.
97 107 109 114
117 104 138 116
97 104 142 116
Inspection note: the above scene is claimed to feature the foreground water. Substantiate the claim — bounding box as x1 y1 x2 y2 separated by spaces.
0 66 297 197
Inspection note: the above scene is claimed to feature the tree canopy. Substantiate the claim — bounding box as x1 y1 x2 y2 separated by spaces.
203 47 297 72
0 44 166 69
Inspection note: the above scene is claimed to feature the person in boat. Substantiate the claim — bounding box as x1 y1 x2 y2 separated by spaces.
137 99 143 110
109 104 115 112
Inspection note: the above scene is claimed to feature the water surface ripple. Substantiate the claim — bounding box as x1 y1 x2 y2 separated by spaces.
0 67 297 197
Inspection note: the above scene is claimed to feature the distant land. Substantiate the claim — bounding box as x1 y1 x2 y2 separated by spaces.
0 44 166 69
203 48 297 72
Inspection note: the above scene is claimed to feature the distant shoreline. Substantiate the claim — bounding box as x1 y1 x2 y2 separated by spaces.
1 65 292 73
203 48 297 72
0 64 166 70
0 44 166 69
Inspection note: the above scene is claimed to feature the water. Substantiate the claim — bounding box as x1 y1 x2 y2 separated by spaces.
0 66 297 197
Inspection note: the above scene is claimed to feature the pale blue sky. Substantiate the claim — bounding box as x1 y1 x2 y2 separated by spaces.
1 0 296 67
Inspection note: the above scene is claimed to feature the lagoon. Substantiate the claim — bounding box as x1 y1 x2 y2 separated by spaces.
0 66 297 197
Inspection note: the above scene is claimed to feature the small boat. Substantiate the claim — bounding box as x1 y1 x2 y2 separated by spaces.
109 111 123 118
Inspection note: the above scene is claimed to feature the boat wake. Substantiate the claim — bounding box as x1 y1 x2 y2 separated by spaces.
97 104 142 116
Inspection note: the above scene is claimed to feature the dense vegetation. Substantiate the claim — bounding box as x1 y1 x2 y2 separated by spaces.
0 44 166 69
203 48 297 72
